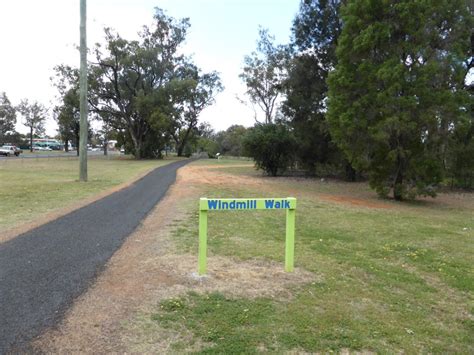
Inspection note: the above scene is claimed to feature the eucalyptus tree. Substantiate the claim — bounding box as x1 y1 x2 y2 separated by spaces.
53 8 220 159
52 65 81 154
165 64 223 156
54 88 80 154
0 92 17 143
282 0 345 174
215 125 248 156
17 99 46 152
88 9 191 158
240 28 287 124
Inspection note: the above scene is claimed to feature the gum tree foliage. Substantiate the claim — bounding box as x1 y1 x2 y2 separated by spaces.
240 28 288 124
52 66 91 154
87 9 188 159
282 0 348 175
177 121 216 157
196 125 248 158
327 0 472 200
0 92 17 143
51 9 220 159
215 125 248 156
163 64 223 156
17 99 46 152
84 9 221 158
55 89 80 154
192 122 218 157
242 123 296 176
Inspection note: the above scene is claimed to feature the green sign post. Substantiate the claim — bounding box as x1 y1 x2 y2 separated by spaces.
198 197 297 275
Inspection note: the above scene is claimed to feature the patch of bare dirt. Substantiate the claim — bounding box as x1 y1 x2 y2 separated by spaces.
184 165 398 210
179 164 267 189
205 163 254 169
33 162 317 353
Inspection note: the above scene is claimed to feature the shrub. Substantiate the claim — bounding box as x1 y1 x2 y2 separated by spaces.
242 123 296 176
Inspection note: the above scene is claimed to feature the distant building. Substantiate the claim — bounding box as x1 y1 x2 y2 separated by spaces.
32 138 63 150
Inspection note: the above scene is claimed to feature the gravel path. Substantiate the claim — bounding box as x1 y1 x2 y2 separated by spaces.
0 159 191 353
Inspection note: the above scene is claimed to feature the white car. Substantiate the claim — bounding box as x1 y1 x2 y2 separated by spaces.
0 145 21 156
33 146 52 151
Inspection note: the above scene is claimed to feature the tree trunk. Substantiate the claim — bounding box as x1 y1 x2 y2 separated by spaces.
127 126 143 159
393 170 403 201
64 138 69 152
177 143 184 157
134 143 142 159
132 135 143 159
176 126 193 157
103 140 108 156
75 135 80 156
345 162 357 182
30 127 33 152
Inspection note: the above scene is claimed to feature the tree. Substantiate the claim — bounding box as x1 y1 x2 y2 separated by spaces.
88 9 191 158
327 0 472 200
165 64 223 156
242 123 296 176
52 65 82 154
215 125 248 156
196 125 220 158
240 28 287 124
446 18 474 189
54 89 80 154
53 9 220 159
0 92 17 144
447 117 474 188
17 99 46 152
282 0 347 175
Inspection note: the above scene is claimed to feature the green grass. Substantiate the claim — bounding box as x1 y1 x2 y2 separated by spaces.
152 160 474 353
0 156 179 232
153 292 276 353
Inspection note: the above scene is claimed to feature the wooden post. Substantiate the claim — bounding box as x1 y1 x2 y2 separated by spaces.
79 0 88 181
198 198 208 275
285 198 296 272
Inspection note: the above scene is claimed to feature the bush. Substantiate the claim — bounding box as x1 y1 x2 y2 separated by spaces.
242 123 296 176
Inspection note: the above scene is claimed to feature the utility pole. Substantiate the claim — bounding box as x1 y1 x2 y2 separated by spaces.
79 0 88 181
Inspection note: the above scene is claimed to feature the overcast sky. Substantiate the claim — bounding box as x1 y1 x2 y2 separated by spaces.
0 0 300 136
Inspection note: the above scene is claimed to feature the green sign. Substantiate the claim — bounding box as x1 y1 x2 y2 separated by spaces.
200 198 297 211
198 197 297 275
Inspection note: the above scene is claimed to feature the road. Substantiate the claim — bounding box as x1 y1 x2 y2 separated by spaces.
0 159 191 353
0 150 116 160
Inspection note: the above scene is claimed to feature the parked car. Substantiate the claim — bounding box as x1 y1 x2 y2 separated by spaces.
0 145 21 156
5 144 22 154
33 146 52 151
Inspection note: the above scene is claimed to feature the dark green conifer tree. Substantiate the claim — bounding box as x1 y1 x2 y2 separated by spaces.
328 0 472 200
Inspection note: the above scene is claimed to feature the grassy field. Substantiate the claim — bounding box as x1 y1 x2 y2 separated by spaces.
0 156 178 233
152 160 473 353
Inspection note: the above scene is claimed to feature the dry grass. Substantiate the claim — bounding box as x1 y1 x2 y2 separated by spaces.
33 162 316 353
31 160 474 353
0 157 178 241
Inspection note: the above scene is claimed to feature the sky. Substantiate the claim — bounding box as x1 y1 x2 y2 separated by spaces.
0 0 300 136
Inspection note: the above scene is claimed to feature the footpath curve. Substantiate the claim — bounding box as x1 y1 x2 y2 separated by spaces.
0 159 191 353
